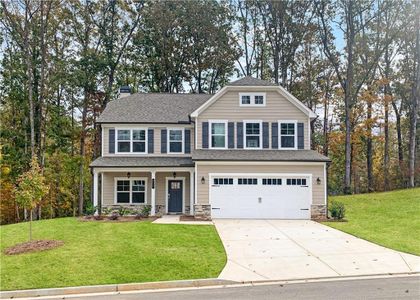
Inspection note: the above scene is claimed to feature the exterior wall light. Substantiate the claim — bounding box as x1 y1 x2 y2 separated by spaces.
316 177 321 185
173 172 177 178
201 176 205 184
127 172 131 179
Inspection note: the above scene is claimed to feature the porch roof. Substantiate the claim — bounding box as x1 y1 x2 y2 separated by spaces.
90 156 194 168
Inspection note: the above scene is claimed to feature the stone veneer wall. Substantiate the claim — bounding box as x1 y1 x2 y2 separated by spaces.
311 204 327 219
194 204 211 220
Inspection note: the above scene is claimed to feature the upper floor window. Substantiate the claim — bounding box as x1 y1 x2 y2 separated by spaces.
117 129 147 153
239 93 266 106
168 129 184 153
279 122 297 149
210 121 227 149
244 121 262 149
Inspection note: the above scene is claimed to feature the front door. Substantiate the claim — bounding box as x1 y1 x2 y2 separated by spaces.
168 180 183 213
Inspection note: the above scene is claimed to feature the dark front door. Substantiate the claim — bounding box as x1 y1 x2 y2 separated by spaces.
168 180 183 213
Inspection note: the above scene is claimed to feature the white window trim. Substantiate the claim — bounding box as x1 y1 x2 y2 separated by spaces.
167 128 185 154
239 92 266 107
115 128 148 154
278 120 298 150
243 120 263 149
209 120 228 149
114 177 148 205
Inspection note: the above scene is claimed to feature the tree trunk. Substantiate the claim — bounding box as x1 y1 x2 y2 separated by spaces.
29 209 33 241
366 100 374 192
383 46 391 191
392 101 404 185
78 89 88 215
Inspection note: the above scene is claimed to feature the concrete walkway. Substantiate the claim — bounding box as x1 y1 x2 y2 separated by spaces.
214 219 420 282
152 215 213 225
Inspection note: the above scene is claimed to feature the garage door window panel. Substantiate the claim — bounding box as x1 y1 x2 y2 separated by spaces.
238 178 258 185
262 178 282 185
244 122 262 149
213 178 233 185
280 122 297 149
286 178 307 186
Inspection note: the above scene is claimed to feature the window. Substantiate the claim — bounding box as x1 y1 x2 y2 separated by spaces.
238 178 258 185
168 129 183 153
280 122 296 149
239 93 266 106
262 178 282 185
213 178 233 185
116 129 147 153
210 121 227 148
244 122 261 148
286 178 307 186
115 178 146 204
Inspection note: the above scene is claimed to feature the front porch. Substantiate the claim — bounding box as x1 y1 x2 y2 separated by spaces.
92 167 195 216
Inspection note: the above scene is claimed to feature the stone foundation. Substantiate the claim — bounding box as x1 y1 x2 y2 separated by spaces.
155 205 165 216
194 204 211 220
102 204 151 216
311 204 327 220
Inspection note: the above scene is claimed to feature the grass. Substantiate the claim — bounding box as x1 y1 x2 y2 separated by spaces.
323 188 420 256
0 218 226 291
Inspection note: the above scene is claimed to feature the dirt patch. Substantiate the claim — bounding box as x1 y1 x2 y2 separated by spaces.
79 216 159 223
179 215 211 222
4 240 64 255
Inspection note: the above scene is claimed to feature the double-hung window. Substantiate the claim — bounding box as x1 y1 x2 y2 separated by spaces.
279 122 297 149
239 93 266 106
210 121 227 148
116 129 147 153
244 121 262 149
168 129 184 153
115 178 146 204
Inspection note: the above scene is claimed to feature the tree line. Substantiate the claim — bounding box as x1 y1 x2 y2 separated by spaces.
1 0 419 224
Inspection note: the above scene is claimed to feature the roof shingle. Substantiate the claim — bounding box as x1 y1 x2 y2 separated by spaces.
228 76 277 87
90 156 194 168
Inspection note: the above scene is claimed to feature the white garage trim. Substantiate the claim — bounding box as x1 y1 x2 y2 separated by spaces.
196 161 326 166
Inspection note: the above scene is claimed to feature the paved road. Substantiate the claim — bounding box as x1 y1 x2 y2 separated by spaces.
64 276 419 300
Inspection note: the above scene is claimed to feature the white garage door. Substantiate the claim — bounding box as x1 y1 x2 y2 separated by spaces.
210 175 311 219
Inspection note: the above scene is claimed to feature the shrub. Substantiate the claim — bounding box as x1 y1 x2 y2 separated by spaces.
140 206 151 218
329 201 346 220
118 206 130 216
108 212 119 220
84 202 96 216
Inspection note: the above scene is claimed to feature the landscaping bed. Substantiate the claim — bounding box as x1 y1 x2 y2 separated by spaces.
4 240 64 255
1 217 226 291
78 216 159 222
323 188 420 256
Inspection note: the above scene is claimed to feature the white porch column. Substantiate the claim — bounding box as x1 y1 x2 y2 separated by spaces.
151 170 156 216
190 171 194 215
93 170 99 215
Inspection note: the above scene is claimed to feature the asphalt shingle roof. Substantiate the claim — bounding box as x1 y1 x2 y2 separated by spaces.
90 156 194 168
96 93 212 124
228 76 277 87
192 150 330 162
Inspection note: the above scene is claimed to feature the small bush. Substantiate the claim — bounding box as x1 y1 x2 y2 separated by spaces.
84 202 96 216
108 212 119 220
118 206 130 216
141 206 151 217
329 201 346 220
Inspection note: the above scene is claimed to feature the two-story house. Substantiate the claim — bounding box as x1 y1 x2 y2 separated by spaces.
90 77 330 220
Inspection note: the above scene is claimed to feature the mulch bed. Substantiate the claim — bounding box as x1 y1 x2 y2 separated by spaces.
78 216 159 223
179 215 211 222
4 240 64 255
316 218 348 222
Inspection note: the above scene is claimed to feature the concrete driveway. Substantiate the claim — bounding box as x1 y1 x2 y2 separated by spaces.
214 219 420 282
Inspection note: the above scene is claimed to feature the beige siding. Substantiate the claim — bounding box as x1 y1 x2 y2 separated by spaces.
102 125 194 156
102 172 191 209
196 163 325 205
197 90 310 149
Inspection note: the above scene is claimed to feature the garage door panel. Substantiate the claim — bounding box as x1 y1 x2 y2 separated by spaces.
210 175 311 219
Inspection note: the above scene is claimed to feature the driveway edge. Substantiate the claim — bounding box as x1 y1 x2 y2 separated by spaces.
0 279 234 299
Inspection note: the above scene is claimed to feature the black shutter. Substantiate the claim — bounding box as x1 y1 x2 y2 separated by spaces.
237 122 243 149
148 129 154 153
202 122 209 149
109 128 115 153
263 122 269 148
185 129 191 153
272 123 278 149
228 122 235 148
161 129 167 153
298 123 304 149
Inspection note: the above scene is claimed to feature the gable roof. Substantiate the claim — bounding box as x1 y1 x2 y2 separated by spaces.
97 93 212 124
190 77 317 119
228 76 277 86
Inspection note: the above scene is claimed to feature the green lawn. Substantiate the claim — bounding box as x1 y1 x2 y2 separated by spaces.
323 188 420 256
0 218 226 291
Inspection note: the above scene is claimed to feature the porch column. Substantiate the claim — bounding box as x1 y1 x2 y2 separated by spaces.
93 170 99 215
190 171 194 215
151 170 156 216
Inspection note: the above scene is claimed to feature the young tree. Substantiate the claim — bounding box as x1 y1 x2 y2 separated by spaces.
14 157 49 241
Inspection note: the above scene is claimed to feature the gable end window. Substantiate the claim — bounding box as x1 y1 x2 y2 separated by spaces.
244 121 262 149
279 122 297 149
210 121 227 149
168 129 184 153
239 93 266 106
116 129 147 153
